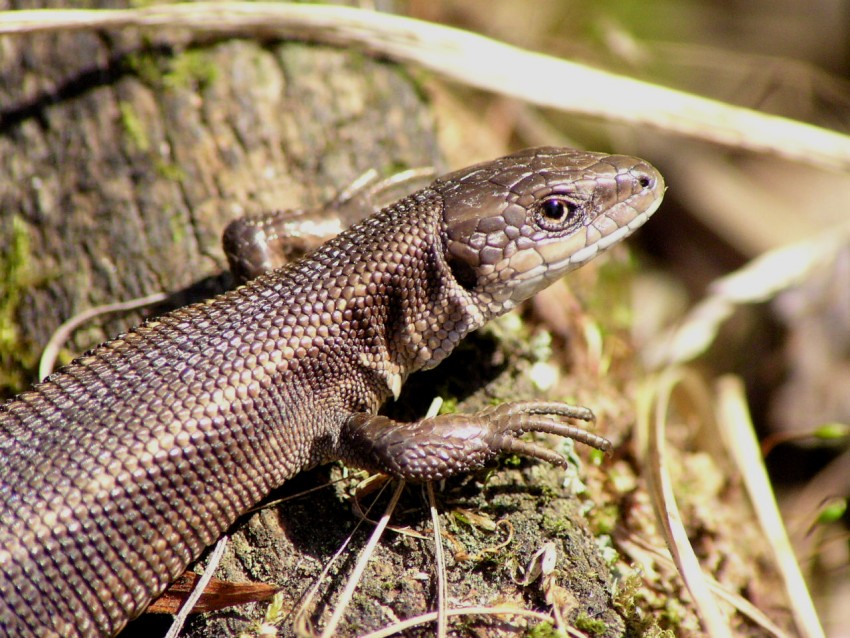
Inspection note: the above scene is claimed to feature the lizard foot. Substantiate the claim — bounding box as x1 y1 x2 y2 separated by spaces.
340 401 610 482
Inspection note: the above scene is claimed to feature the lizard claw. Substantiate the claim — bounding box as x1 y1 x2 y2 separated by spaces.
480 401 611 467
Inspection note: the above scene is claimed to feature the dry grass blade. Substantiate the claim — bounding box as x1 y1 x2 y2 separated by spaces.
425 482 447 638
645 223 850 369
357 605 557 638
422 396 447 637
639 367 733 638
38 292 168 379
292 479 392 636
319 479 405 638
715 377 825 638
2 3 850 170
618 533 791 638
164 535 228 638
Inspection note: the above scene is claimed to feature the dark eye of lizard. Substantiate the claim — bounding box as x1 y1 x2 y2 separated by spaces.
538 196 582 231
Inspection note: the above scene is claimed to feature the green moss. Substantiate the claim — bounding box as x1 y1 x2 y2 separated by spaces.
163 50 218 91
659 598 686 628
541 511 573 536
125 50 165 87
574 613 607 635
154 159 186 182
613 572 641 628
125 48 218 93
437 395 458 415
236 590 287 638
119 101 150 152
587 447 608 466
527 620 563 637
0 217 36 395
614 573 677 637
588 503 619 535
501 453 523 468
168 209 187 246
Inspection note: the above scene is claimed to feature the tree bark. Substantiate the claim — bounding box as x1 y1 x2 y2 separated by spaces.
0 5 627 637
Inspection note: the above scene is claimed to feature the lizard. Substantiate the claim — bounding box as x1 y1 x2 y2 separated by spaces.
0 146 664 637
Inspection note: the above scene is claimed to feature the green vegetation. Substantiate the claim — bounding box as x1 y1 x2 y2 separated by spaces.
0 217 36 395
118 101 150 152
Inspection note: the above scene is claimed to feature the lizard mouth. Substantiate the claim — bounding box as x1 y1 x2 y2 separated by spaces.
555 193 663 270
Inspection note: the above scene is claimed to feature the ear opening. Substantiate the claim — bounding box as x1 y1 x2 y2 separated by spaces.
446 253 478 291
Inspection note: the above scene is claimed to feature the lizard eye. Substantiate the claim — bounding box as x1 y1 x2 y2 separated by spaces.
537 196 582 231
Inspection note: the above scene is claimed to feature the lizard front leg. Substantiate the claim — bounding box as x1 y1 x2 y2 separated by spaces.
223 168 434 281
339 401 610 482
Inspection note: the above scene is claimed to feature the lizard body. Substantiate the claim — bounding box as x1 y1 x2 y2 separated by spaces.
0 147 664 637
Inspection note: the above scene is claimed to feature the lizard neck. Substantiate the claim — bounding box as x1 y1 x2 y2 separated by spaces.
377 192 488 379
292 189 487 399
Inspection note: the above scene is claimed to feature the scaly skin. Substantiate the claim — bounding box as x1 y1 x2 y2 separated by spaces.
0 147 664 637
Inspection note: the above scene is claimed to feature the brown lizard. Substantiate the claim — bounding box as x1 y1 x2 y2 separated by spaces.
0 147 664 637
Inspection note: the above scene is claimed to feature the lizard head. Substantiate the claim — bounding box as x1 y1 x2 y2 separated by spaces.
435 146 665 318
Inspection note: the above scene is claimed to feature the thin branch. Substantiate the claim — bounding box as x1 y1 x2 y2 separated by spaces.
2 3 850 170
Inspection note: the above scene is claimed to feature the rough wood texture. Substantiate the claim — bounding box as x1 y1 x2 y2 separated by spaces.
0 7 628 638
0 17 437 372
